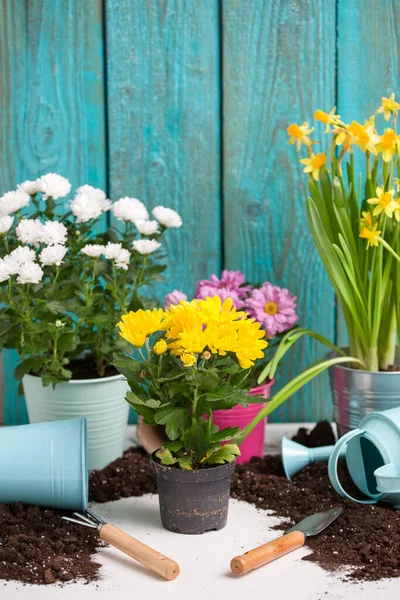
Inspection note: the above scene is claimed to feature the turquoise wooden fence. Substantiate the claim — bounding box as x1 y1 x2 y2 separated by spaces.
1 0 398 424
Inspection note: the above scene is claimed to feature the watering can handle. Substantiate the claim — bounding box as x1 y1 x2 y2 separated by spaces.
328 428 377 505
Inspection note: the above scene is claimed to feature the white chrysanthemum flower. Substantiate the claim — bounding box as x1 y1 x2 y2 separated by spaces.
0 215 14 234
70 192 109 223
18 180 41 196
40 221 68 245
135 219 159 236
152 206 182 228
75 185 110 211
15 218 43 246
0 259 11 282
114 248 131 270
17 261 44 284
38 173 71 200
81 244 105 258
132 239 161 255
55 320 65 327
3 255 20 275
103 242 123 260
0 190 30 215
111 197 149 222
39 244 68 266
10 246 36 265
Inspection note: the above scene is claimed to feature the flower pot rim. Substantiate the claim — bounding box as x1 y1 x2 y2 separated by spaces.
329 349 400 376
150 451 236 481
22 372 126 385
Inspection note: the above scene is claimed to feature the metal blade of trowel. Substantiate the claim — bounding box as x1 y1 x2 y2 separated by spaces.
231 507 343 575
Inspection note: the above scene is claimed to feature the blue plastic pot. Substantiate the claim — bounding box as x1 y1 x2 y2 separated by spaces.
0 418 87 510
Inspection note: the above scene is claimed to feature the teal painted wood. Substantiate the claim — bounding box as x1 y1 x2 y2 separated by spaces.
221 0 337 422
105 0 222 302
336 0 400 349
0 0 107 424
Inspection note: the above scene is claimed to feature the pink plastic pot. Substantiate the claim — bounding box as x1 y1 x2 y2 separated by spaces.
212 379 274 464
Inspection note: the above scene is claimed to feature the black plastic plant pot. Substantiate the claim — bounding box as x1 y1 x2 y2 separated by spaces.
151 454 236 535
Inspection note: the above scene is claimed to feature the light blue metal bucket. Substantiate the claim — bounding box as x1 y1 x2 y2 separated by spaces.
23 373 130 471
328 407 400 508
0 418 87 510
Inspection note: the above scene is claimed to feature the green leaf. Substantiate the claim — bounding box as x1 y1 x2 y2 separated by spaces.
204 444 241 465
154 407 191 441
47 301 67 315
58 332 78 352
112 355 143 381
177 455 193 470
14 357 42 379
164 440 184 452
210 426 240 443
155 448 178 466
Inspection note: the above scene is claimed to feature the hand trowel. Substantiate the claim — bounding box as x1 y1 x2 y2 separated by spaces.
231 507 343 575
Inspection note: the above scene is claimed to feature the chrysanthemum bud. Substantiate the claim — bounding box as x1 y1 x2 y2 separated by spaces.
140 369 148 379
153 339 167 355
202 351 211 360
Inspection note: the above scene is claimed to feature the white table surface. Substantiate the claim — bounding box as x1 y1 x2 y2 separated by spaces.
3 423 400 600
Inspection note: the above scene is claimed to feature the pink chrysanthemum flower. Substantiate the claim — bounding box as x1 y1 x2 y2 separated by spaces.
195 269 251 309
194 284 246 309
164 289 188 309
245 282 298 338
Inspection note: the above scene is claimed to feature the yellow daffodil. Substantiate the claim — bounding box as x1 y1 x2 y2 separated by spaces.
348 118 380 154
367 186 397 218
181 353 197 367
314 107 340 133
287 122 314 150
299 152 327 181
117 308 166 348
376 93 400 122
153 339 167 355
360 223 382 248
360 210 373 229
376 128 399 162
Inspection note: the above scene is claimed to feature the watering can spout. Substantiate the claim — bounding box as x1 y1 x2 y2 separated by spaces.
281 437 340 480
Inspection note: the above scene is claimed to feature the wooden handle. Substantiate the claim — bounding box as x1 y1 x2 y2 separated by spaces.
99 524 179 580
230 530 305 575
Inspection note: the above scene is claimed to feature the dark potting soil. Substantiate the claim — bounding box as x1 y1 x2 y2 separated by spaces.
68 359 118 380
0 502 101 585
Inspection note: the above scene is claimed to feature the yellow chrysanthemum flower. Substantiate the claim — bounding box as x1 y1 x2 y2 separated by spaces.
234 318 268 369
376 93 400 122
314 107 340 133
181 353 197 367
367 187 397 218
287 122 314 151
299 152 327 181
348 118 380 155
197 295 245 324
360 223 382 249
376 128 400 163
117 308 166 348
153 339 168 355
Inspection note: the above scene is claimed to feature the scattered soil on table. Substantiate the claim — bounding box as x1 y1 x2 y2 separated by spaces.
3 423 400 585
89 447 157 502
0 502 100 585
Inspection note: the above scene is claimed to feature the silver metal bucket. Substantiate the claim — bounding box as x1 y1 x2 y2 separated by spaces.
329 353 400 436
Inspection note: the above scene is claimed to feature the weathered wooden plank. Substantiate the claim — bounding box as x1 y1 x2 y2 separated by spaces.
336 0 400 348
222 0 336 421
0 0 106 423
106 0 222 300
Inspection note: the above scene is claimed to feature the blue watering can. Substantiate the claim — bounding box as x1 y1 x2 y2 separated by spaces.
328 407 400 508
